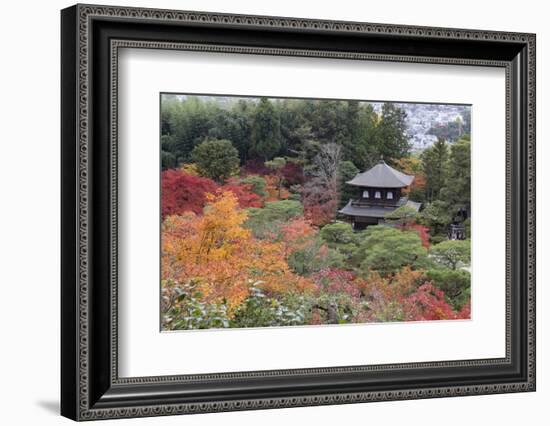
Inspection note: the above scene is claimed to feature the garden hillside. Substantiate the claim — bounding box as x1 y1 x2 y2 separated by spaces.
160 96 472 330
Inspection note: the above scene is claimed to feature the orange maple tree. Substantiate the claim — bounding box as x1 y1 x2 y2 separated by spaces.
394 157 426 195
162 191 314 314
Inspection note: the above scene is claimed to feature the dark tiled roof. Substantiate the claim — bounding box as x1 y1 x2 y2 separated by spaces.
346 160 414 188
338 197 421 218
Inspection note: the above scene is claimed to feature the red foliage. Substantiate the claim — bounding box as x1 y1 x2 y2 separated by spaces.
311 269 364 299
398 222 431 248
242 159 271 175
402 283 458 321
281 162 304 186
457 299 471 319
301 160 339 227
303 199 339 227
357 268 469 322
162 170 263 219
220 178 262 208
277 217 316 255
161 169 218 219
264 174 290 201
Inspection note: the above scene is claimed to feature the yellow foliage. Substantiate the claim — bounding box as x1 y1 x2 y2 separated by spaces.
162 191 314 315
180 162 200 176
264 174 290 201
394 157 426 194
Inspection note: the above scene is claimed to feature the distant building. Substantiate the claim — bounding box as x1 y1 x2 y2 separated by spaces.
338 160 421 230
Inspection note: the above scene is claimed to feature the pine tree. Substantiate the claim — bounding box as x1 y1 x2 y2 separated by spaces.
250 98 281 160
376 103 410 164
442 138 471 213
421 138 449 202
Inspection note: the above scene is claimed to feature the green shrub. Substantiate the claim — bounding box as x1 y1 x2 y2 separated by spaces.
355 225 430 276
241 175 267 197
319 222 359 260
425 269 471 309
191 139 240 182
161 280 230 330
245 200 304 238
429 234 447 245
288 240 345 276
231 285 311 328
430 239 471 270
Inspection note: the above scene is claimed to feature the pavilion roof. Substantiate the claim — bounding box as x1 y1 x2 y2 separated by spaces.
346 160 414 188
338 197 421 218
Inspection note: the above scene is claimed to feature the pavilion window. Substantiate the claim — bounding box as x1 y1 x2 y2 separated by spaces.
374 191 381 199
362 190 369 198
387 191 394 200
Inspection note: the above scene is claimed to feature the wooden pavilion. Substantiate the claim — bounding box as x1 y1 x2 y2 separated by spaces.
338 160 421 230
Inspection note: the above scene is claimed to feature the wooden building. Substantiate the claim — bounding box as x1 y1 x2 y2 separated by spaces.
339 160 421 230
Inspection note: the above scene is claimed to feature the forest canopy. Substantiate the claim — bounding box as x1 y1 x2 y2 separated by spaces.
160 95 411 171
160 94 472 330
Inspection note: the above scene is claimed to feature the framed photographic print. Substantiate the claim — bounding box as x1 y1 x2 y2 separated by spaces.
61 4 536 421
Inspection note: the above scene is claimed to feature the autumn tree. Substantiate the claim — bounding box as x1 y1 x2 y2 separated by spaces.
162 192 314 317
359 268 469 322
405 223 431 248
265 157 287 198
181 163 200 175
161 169 217 218
191 139 240 183
219 178 262 208
402 283 468 321
302 143 342 226
359 268 425 321
394 156 426 202
309 268 367 324
277 217 316 255
280 161 305 186
161 170 264 218
241 175 267 197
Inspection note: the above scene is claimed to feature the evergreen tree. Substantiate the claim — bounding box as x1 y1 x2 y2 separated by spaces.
208 100 253 164
421 138 449 202
250 98 281 160
376 103 410 164
278 99 312 156
340 102 378 170
441 138 471 214
191 139 240 183
355 226 430 276
310 100 347 144
338 160 359 208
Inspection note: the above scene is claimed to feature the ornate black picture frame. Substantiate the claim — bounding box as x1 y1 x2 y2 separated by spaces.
61 4 536 421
